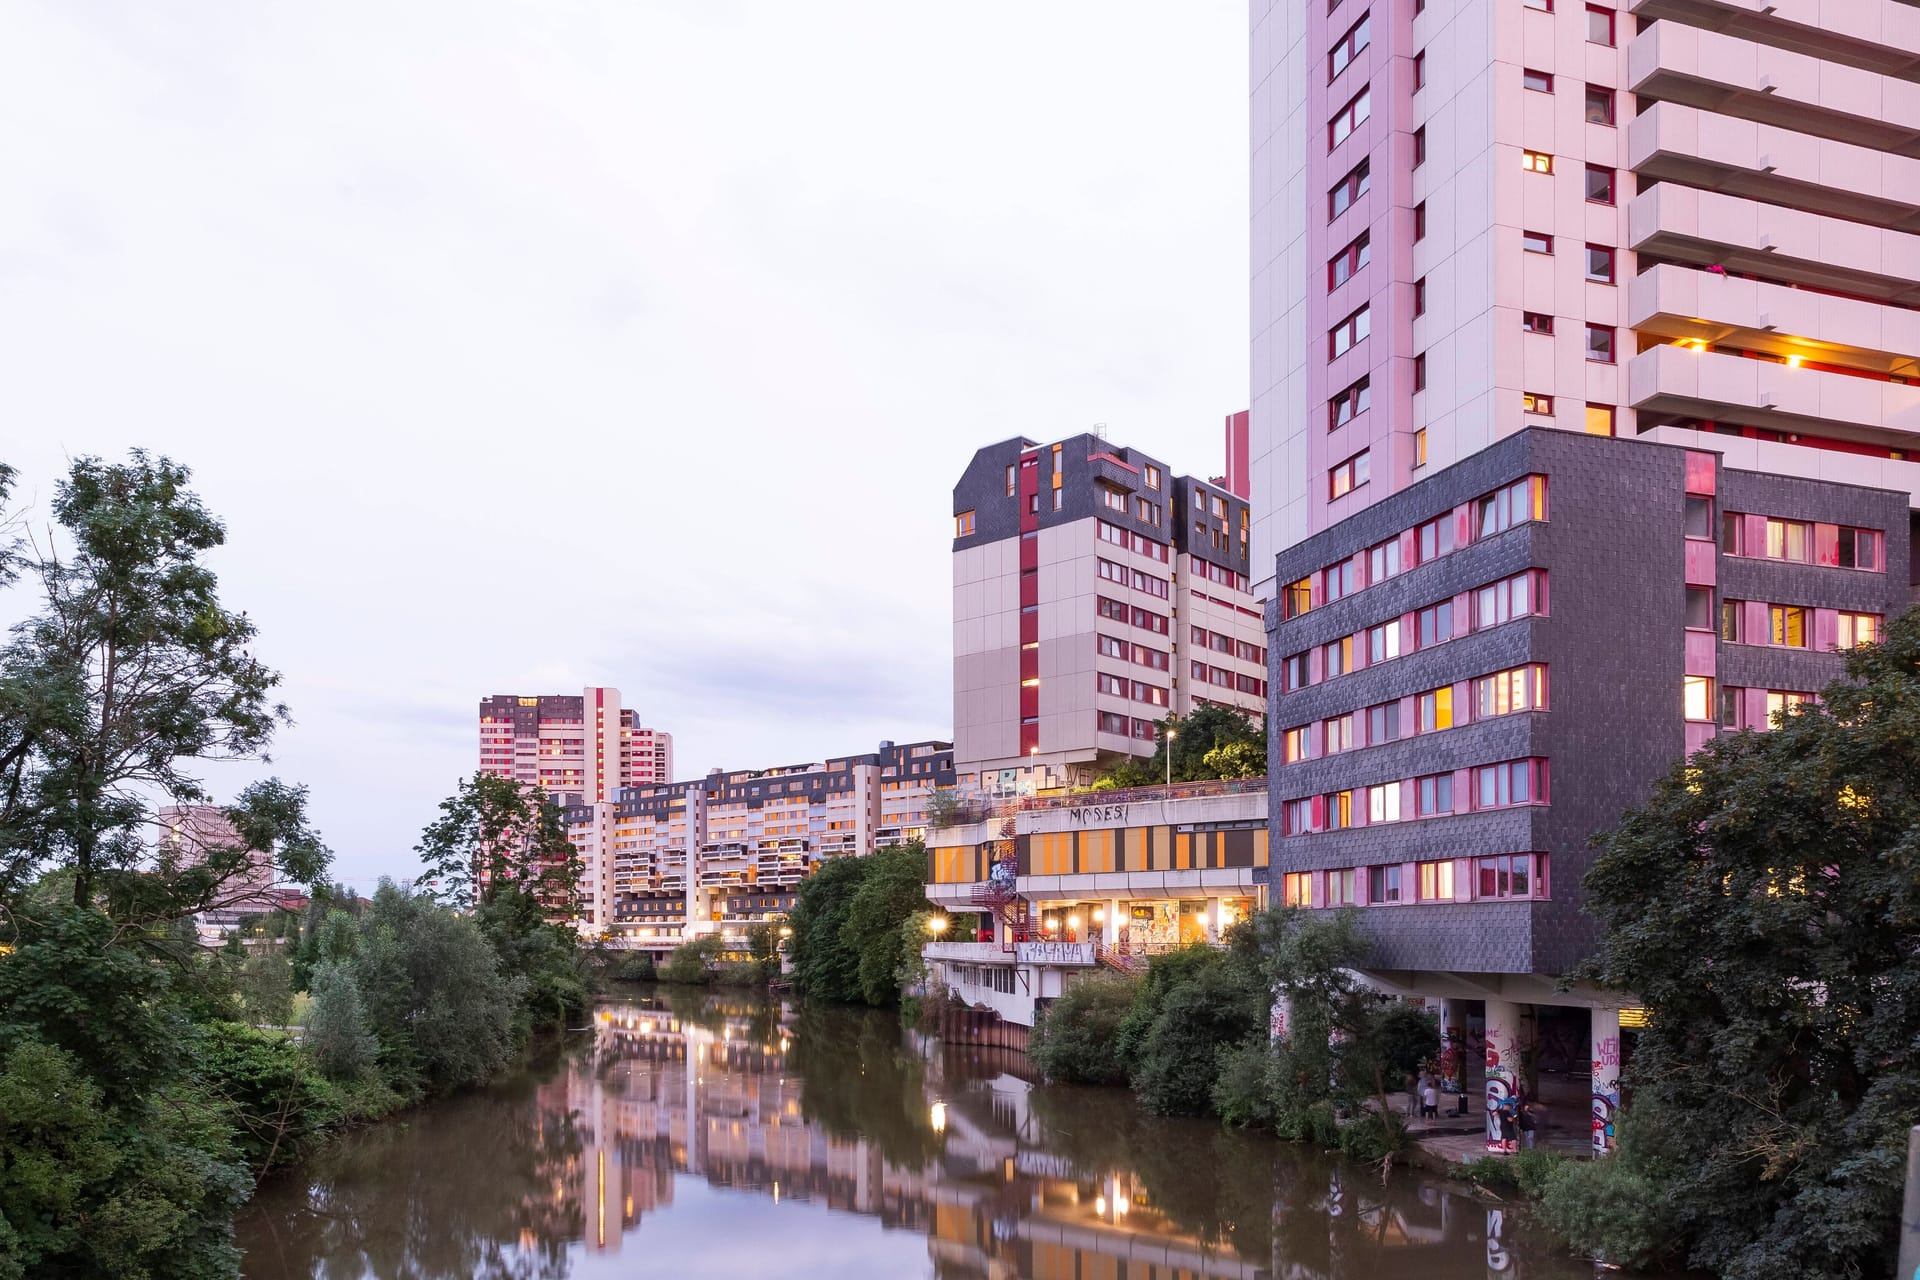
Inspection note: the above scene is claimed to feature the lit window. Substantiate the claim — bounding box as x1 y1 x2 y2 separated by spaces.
1522 150 1553 174
1768 604 1807 648
1329 449 1371 499
1367 620 1401 664
1418 860 1454 901
1585 404 1615 435
1474 664 1549 717
1836 612 1880 649
1282 726 1310 763
1005 464 1016 497
1683 675 1714 721
1766 691 1813 723
1414 428 1428 467
1585 85 1615 125
955 510 975 537
1283 578 1313 618
1524 391 1554 416
1282 873 1314 907
1417 686 1453 732
1764 518 1810 562
1367 784 1401 824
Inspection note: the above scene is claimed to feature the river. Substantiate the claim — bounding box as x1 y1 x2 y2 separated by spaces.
237 987 1612 1278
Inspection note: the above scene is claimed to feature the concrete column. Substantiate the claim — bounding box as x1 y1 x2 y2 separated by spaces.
1204 896 1221 943
1269 988 1293 1042
1592 1007 1622 1156
1101 898 1121 947
1484 999 1522 1151
1439 998 1470 1099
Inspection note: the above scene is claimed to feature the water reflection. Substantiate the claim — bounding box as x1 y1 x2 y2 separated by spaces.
238 988 1605 1279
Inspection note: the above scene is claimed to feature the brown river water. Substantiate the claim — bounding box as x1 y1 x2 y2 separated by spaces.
237 986 1620 1279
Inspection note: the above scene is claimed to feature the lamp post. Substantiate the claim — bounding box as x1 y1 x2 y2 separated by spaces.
1164 727 1177 787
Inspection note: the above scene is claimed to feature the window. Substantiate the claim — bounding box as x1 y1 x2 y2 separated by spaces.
1585 85 1615 125
1413 277 1426 316
1325 790 1354 830
1416 513 1454 563
1330 159 1371 218
1281 651 1310 690
1414 201 1426 240
1413 50 1425 89
1684 587 1713 631
1586 4 1615 45
1330 306 1372 357
1130 681 1167 706
1524 391 1555 416
1281 725 1308 763
1282 873 1314 907
1584 404 1615 436
1097 634 1128 659
1367 620 1401 664
1765 518 1810 563
1417 686 1454 731
1522 311 1553 335
1722 511 1744 555
1585 165 1615 204
1324 635 1355 677
1329 450 1371 498
1684 495 1713 539
1523 230 1553 254
1475 759 1545 809
1145 464 1160 490
1837 612 1880 649
1474 476 1547 537
1684 675 1714 722
1418 860 1454 902
1133 644 1169 671
1284 577 1313 619
1721 599 1744 643
1586 324 1616 363
1473 570 1547 628
1099 485 1128 512
1097 673 1128 698
1416 600 1453 649
1522 150 1553 174
1325 379 1373 436
1329 12 1371 80
1768 604 1807 648
1281 797 1314 834
1414 353 1427 391
1586 244 1616 283
1329 232 1371 289
1132 568 1169 598
1005 465 1016 497
1523 68 1553 93
1413 126 1426 166
1475 664 1548 717
1477 854 1538 899
1416 772 1453 815
1134 496 1158 524
1327 869 1358 906
1767 691 1814 722
1524 0 1552 8
1132 607 1168 634
1097 595 1128 623
1837 527 1882 570
1369 864 1403 903
1367 784 1401 824
1368 537 1401 582
1415 428 1428 466
1330 86 1372 148
1368 700 1401 743
1719 684 1744 727
1098 710 1129 736
955 510 975 536
1236 639 1266 664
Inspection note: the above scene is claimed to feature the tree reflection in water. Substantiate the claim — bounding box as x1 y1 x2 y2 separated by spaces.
239 988 1607 1280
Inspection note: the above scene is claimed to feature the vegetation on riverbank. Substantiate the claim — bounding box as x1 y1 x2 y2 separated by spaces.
786 842 942 1006
0 455 596 1279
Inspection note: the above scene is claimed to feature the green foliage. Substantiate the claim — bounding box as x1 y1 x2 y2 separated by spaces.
606 950 657 983
413 772 580 915
193 1022 328 1173
1127 946 1268 1116
304 961 377 1080
1335 1109 1409 1164
1029 974 1137 1085
1462 1147 1565 1198
474 886 590 1034
788 842 935 1007
1575 607 1920 1279
1090 704 1266 789
234 946 294 1026
660 932 725 985
1535 1116 1680 1271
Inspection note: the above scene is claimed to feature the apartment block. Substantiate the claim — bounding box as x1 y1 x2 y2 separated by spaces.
1249 0 1920 597
156 804 280 942
567 740 954 947
477 686 672 807
952 433 1268 798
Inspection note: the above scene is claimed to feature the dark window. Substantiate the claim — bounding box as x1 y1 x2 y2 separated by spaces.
1684 495 1713 539
1585 165 1615 204
1330 159 1372 219
1586 244 1616 283
1522 312 1553 334
1684 587 1712 631
1585 84 1614 125
1523 68 1553 93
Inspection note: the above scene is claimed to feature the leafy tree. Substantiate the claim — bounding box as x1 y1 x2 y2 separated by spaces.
786 852 870 1003
474 885 590 1034
304 960 377 1080
1202 738 1263 779
1029 974 1137 1084
1090 704 1266 789
1126 945 1268 1116
1547 608 1920 1279
235 946 294 1027
744 922 781 982
194 1022 328 1173
413 773 579 915
660 932 725 984
0 453 327 916
839 842 934 1006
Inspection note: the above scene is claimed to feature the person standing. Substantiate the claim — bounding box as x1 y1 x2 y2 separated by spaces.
1518 1101 1538 1150
1421 1078 1440 1120
1498 1097 1518 1153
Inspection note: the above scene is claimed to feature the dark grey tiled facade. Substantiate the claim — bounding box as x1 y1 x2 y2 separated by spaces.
1263 429 1911 979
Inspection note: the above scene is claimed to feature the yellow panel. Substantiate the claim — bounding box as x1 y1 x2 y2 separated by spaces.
1256 828 1270 867
1152 825 1171 870
1176 833 1191 870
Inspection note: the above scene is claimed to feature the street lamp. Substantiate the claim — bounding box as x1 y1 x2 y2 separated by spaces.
927 915 949 935
1164 727 1177 787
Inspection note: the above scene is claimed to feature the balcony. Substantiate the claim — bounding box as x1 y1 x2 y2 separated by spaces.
1629 263 1920 376
1630 22 1920 155
1629 100 1920 232
1629 0 1920 83
1629 342 1920 440
1628 186 1920 306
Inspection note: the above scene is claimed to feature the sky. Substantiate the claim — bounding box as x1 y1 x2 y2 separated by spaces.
0 2 1249 890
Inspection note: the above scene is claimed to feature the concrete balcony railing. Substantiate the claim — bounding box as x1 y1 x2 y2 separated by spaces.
1629 262 1920 375
1630 21 1920 156
1628 0 1920 83
1627 186 1920 306
1629 342 1920 440
1630 100 1920 233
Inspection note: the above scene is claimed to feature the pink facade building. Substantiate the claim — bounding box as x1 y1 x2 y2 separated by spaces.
477 687 672 808
1249 0 1920 594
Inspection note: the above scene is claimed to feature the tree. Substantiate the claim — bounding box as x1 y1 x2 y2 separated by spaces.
304 960 377 1080
413 773 579 915
787 852 871 1004
839 843 935 1006
1090 704 1266 789
660 933 725 984
1029 974 1137 1084
0 453 327 915
1550 608 1920 1279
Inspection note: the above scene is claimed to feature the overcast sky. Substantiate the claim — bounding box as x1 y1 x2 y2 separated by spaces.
0 2 1249 890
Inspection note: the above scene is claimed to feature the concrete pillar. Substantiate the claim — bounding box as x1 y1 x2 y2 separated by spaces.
1592 1007 1622 1156
1439 998 1470 1101
1204 896 1221 943
1269 987 1293 1041
1101 898 1121 947
1484 999 1522 1151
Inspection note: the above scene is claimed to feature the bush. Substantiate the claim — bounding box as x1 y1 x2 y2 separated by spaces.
607 950 657 983
660 935 723 985
1536 1149 1678 1271
1212 1039 1277 1128
1128 955 1267 1117
1336 1109 1409 1163
304 961 377 1081
1029 975 1137 1085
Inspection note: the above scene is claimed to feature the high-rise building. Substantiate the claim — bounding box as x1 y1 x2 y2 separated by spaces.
156 803 280 942
567 739 954 946
951 433 1268 797
477 687 672 807
1249 2 1920 1143
1249 0 1920 598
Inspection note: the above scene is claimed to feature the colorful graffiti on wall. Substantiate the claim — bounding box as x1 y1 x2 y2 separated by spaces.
1484 1018 1521 1152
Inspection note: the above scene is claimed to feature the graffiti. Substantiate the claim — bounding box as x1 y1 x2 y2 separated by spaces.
1014 941 1094 966
1270 993 1290 1042
1484 1016 1520 1152
1486 1208 1511 1273
1592 1088 1619 1155
1067 803 1129 826
1594 1033 1621 1069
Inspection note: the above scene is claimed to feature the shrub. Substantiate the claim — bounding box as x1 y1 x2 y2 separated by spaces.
1536 1149 1678 1271
1128 956 1267 1117
1336 1109 1409 1163
660 935 723 985
1212 1039 1277 1128
608 951 657 984
1029 974 1137 1085
304 961 377 1081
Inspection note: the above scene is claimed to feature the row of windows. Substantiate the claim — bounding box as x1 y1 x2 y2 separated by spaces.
1095 673 1168 707
1096 518 1170 561
1279 853 1547 907
1191 626 1266 665
1098 711 1166 741
1720 687 1815 731
1284 570 1548 695
1719 602 1881 650
1283 476 1548 620
1096 595 1170 635
1096 632 1171 670
1723 516 1883 570
1097 558 1170 599
1282 665 1550 769
1190 555 1251 592
1190 662 1268 696
1279 759 1548 833
1519 232 1616 282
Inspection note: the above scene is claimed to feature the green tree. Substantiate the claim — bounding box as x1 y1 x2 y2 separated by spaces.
304 960 377 1080
1029 974 1137 1084
234 946 294 1027
1550 607 1920 1279
1125 944 1268 1116
786 852 870 1003
839 842 935 1006
0 453 327 915
413 773 580 914
1091 704 1266 789
660 932 725 984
